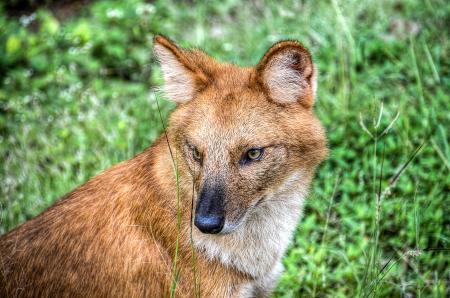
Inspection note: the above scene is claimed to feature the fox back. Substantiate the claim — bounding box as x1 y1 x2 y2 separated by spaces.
0 36 327 297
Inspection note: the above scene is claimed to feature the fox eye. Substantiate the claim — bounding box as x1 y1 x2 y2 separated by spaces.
247 148 263 160
192 146 202 162
241 148 264 165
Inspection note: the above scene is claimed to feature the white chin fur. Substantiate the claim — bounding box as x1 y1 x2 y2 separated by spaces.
219 221 241 235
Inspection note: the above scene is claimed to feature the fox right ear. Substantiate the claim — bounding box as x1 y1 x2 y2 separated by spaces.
256 40 317 108
153 35 208 103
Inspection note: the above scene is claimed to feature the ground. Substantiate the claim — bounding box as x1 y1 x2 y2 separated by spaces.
0 0 449 297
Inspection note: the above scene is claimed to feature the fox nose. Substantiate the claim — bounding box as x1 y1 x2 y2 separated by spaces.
195 182 226 234
194 214 224 234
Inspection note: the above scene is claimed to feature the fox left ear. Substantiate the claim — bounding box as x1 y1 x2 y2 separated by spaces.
153 35 208 103
256 40 317 108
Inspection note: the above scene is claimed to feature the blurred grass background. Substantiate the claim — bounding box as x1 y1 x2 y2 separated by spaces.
0 0 449 296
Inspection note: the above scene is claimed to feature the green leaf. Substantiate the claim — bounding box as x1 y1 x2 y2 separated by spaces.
6 35 21 55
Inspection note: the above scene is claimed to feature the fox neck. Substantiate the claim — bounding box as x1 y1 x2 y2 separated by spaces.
192 170 309 278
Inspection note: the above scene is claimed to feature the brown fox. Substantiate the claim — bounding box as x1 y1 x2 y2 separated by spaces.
0 35 327 297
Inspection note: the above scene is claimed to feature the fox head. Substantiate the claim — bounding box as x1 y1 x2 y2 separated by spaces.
154 35 327 235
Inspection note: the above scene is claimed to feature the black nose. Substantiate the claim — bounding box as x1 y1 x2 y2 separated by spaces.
195 181 226 234
194 214 224 234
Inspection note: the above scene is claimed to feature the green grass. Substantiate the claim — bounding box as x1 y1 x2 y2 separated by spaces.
1 0 449 296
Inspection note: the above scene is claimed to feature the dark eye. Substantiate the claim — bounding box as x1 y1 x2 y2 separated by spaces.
192 146 202 162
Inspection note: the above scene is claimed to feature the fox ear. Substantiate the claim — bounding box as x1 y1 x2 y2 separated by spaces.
153 35 207 103
256 40 317 108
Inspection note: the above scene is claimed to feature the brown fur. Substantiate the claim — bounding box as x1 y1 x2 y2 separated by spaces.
0 36 327 297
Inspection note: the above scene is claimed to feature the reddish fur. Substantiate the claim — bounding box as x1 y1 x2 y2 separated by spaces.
0 36 327 297
0 140 247 297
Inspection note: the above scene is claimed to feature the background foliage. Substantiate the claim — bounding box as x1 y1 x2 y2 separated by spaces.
0 0 449 296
